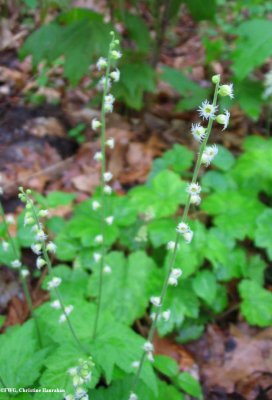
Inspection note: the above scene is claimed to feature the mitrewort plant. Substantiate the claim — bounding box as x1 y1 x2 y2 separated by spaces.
90 31 121 338
0 34 236 399
127 76 233 400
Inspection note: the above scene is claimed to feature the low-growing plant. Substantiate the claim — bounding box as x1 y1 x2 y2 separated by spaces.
1 35 272 400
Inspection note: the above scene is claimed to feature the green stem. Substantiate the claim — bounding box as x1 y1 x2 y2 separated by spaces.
0 202 42 346
92 38 114 340
30 203 86 354
0 375 7 388
131 80 220 395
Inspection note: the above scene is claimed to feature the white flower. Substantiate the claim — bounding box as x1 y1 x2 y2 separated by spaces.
6 215 15 224
21 269 29 278
36 257 46 269
198 100 218 120
2 241 9 251
143 341 154 353
171 268 183 278
161 310 171 321
110 69 120 82
95 235 103 244
186 183 201 195
64 395 74 400
92 201 101 211
73 375 84 386
191 123 206 142
51 300 61 309
150 296 161 307
103 172 113 182
47 277 62 290
218 83 234 99
176 222 190 234
184 230 193 244
11 259 21 269
190 194 201 205
168 268 182 286
92 118 101 130
31 243 42 255
103 265 112 274
68 367 77 376
94 152 103 161
147 351 154 362
104 94 115 113
167 241 176 251
104 185 112 195
106 138 115 149
97 57 107 70
131 361 140 369
150 312 156 321
264 70 272 99
59 315 67 323
105 216 114 225
38 209 49 217
46 241 57 253
74 388 88 400
111 50 122 60
93 252 102 262
129 393 138 400
32 223 43 233
35 230 47 242
97 76 111 92
201 144 218 166
24 213 34 226
216 110 230 131
59 305 74 323
168 276 178 286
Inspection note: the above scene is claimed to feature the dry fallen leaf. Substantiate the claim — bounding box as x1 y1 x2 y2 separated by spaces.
196 325 272 396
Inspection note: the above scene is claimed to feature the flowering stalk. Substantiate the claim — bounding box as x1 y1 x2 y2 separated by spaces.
92 33 121 340
129 75 233 399
18 188 85 354
0 200 42 346
65 357 94 400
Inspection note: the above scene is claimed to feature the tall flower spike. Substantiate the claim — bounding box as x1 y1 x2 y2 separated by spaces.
92 33 121 341
130 76 233 398
18 187 84 352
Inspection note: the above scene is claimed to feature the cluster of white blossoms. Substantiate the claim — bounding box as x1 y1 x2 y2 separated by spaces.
18 187 75 324
143 341 154 362
186 78 233 238
65 357 94 400
19 190 58 272
90 35 122 280
176 222 193 244
129 77 233 400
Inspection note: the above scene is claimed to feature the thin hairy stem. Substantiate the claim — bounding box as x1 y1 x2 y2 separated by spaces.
92 40 114 340
0 202 42 347
30 203 86 354
131 79 220 395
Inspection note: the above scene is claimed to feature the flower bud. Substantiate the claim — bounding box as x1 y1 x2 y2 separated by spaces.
212 74 220 84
